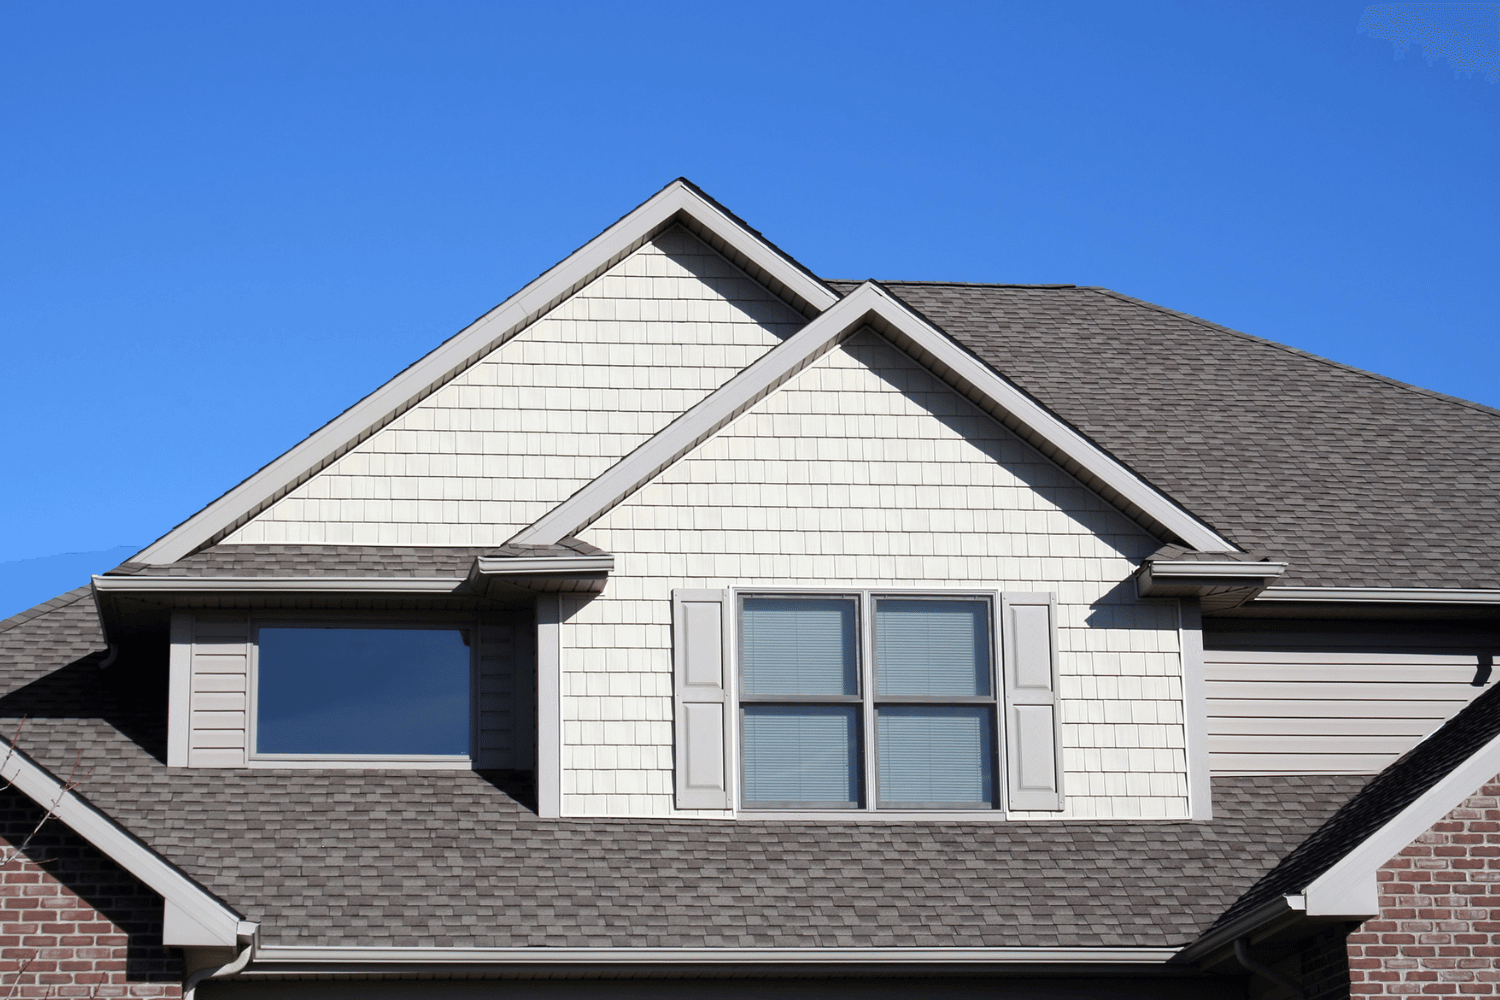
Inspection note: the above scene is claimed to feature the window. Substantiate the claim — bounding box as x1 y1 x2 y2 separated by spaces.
737 593 998 811
252 624 474 760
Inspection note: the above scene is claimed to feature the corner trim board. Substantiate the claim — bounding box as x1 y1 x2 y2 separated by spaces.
0 740 247 947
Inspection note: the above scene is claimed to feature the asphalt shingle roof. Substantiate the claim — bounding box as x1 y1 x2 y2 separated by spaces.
828 281 1500 589
0 592 1363 950
1212 679 1500 932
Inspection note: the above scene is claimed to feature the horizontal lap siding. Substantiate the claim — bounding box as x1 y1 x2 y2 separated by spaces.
225 227 804 546
187 615 250 767
572 331 1187 820
1205 633 1489 775
477 618 535 769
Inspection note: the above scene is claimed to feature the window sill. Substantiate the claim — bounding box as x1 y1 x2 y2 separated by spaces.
248 754 473 771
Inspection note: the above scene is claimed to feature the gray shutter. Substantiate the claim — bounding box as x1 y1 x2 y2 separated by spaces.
1001 593 1065 811
672 589 732 809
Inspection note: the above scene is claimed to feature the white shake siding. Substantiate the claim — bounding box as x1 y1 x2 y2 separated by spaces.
568 331 1188 820
224 226 805 546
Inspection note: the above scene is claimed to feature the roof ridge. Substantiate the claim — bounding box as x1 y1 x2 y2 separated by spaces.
0 585 93 635
1090 288 1500 422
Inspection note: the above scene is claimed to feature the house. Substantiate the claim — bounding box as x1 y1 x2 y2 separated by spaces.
1 178 1498 999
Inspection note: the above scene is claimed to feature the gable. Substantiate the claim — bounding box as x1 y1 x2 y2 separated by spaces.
224 227 806 547
563 330 1192 820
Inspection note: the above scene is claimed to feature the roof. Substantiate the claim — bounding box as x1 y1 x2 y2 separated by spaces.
0 589 1363 950
1210 677 1500 931
827 281 1500 590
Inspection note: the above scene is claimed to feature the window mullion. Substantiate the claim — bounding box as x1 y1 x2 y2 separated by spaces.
860 590 878 811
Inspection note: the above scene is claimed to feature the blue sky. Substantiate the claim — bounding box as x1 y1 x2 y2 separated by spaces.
1 1 1496 620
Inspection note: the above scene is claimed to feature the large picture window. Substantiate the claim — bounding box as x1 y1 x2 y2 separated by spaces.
738 593 998 811
254 624 473 758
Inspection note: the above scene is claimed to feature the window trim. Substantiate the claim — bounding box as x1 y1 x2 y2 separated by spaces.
246 613 480 769
734 588 1002 813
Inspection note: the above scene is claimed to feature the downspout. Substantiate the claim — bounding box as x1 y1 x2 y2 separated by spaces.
183 938 255 1000
1233 936 1306 999
98 644 119 669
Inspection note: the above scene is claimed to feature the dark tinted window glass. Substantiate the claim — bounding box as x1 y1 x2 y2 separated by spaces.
257 627 470 755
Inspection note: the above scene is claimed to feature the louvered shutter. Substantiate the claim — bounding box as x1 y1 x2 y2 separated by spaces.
1001 593 1065 811
672 589 732 809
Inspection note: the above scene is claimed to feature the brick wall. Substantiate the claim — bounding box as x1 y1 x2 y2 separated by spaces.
0 788 180 998
1348 774 1500 996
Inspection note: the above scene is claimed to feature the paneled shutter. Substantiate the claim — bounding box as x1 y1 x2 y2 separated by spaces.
672 589 732 809
1001 593 1065 811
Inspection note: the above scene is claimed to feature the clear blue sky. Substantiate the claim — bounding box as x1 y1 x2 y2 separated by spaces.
2 1 1496 619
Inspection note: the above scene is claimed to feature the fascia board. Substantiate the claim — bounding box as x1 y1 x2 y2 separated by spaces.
1302 729 1500 918
0 739 245 947
511 282 1235 551
93 575 465 594
250 945 1179 966
1260 587 1500 605
473 556 615 575
130 181 838 566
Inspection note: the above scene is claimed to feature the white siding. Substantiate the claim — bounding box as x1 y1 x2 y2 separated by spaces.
565 330 1188 820
1206 630 1490 775
225 226 805 546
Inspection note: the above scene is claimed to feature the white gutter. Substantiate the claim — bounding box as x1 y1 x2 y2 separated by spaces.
1259 587 1500 605
0 739 251 948
92 575 464 594
250 945 1179 967
1146 562 1288 579
473 555 614 575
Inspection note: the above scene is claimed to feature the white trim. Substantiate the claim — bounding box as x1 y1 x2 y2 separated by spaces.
130 181 837 566
0 740 249 947
1259 587 1500 605
1179 600 1212 821
473 556 614 575
94 575 464 594
536 593 563 818
167 612 192 768
1303 727 1500 918
1146 562 1287 579
510 282 1235 551
248 945 1178 966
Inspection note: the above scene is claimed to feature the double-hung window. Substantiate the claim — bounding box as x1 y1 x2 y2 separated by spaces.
737 593 998 811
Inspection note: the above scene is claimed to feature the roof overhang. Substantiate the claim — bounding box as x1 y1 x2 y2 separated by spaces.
1135 558 1288 611
509 281 1237 552
129 179 840 566
91 553 615 636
